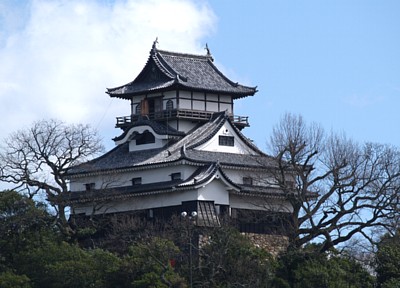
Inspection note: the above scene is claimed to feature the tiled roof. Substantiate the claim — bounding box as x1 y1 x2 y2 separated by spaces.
66 111 277 177
65 144 179 176
184 150 277 169
107 45 257 99
64 163 238 204
113 117 185 141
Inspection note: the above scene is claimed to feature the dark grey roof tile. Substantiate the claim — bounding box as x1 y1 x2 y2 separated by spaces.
107 47 257 98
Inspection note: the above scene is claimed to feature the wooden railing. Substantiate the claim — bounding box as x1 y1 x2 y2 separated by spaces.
116 109 249 128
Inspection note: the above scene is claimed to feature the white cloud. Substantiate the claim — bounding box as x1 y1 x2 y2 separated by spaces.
0 0 216 149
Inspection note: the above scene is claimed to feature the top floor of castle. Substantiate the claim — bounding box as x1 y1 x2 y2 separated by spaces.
107 41 257 134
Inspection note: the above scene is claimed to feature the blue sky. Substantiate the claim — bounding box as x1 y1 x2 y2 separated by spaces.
1 0 399 152
207 1 400 149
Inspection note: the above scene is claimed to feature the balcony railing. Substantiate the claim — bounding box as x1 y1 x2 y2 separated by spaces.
116 109 249 129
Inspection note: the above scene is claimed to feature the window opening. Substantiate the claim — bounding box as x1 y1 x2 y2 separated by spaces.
166 99 173 111
135 104 141 115
136 131 155 145
243 177 253 185
132 177 142 186
219 136 234 146
170 172 182 181
85 183 95 191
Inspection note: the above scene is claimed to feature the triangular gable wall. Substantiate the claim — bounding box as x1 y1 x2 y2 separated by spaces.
194 118 259 155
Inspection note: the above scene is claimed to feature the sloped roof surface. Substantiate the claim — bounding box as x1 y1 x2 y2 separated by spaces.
113 117 185 141
65 163 238 203
66 112 276 176
107 44 257 99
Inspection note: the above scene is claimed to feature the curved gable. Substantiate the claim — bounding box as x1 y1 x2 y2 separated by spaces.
194 117 259 155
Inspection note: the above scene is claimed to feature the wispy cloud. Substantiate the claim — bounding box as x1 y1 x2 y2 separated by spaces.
0 0 216 148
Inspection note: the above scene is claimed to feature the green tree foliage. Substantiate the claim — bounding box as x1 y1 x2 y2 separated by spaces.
272 245 375 288
16 241 122 288
0 190 55 273
0 190 123 288
0 271 31 288
0 190 383 287
198 227 276 287
376 231 400 288
123 237 187 287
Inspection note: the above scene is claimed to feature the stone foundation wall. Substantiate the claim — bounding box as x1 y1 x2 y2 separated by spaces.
243 233 289 257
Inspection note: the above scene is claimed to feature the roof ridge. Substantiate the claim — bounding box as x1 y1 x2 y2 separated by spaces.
152 51 177 79
107 42 257 98
156 48 213 61
187 112 226 149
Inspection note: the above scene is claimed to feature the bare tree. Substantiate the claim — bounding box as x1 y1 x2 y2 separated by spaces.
0 119 104 236
267 113 400 252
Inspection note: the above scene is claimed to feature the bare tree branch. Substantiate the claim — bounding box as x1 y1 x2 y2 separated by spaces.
0 119 104 237
267 113 400 252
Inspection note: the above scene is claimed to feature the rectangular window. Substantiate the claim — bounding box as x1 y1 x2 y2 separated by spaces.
85 183 95 191
171 172 181 181
243 177 253 185
219 136 234 146
132 177 142 186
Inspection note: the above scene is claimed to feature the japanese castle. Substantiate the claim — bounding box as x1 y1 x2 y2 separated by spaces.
65 41 292 244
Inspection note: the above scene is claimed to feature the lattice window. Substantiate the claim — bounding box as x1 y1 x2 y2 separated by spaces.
219 135 234 146
135 104 141 115
166 99 173 111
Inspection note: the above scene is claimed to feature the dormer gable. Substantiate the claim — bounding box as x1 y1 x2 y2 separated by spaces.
195 123 257 155
113 119 185 151
116 126 166 151
193 114 259 155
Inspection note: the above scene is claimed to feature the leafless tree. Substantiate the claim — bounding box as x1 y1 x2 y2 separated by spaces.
0 119 104 236
267 113 400 252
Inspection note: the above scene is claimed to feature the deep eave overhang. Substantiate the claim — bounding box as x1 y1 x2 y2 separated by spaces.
106 45 257 100
106 83 256 100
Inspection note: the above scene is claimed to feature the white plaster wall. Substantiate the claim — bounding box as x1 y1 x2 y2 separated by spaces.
219 95 231 102
147 92 163 98
192 92 204 100
115 125 167 146
220 103 232 113
207 101 218 112
69 164 198 192
177 120 196 133
230 194 293 213
179 90 191 99
193 101 205 110
179 98 192 109
163 91 176 99
206 94 218 101
129 138 167 151
73 189 200 215
69 174 123 192
195 123 257 155
223 169 277 186
197 179 229 205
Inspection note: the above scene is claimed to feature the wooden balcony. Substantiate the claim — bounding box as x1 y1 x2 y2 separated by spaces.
116 109 249 130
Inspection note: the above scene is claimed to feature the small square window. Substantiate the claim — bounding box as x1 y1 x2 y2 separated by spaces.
243 177 253 185
85 183 95 191
219 136 234 146
171 172 181 181
132 177 142 185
